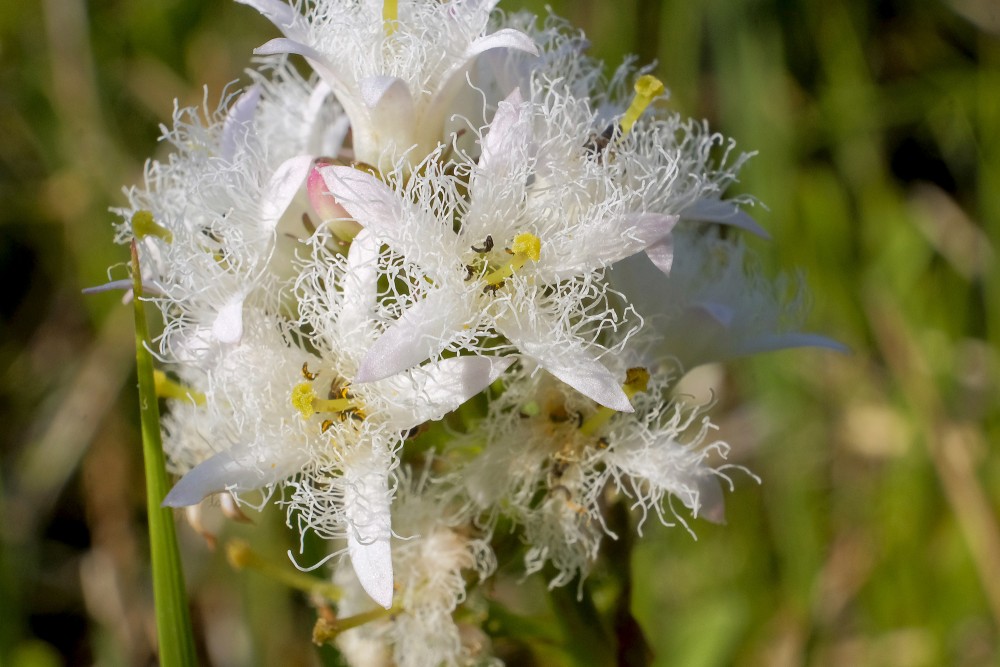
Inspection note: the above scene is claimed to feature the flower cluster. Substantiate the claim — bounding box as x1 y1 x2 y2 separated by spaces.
108 1 841 664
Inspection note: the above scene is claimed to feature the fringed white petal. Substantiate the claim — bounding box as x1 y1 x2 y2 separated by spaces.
377 355 516 431
260 155 313 231
344 464 394 609
162 448 302 507
220 84 261 162
339 228 380 343
355 290 471 382
499 313 633 412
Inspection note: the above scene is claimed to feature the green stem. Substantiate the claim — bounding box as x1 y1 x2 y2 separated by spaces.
132 241 198 667
227 539 343 603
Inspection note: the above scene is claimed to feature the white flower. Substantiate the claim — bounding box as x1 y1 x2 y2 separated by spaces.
332 474 497 667
609 226 847 373
450 365 732 586
237 0 538 170
321 88 679 411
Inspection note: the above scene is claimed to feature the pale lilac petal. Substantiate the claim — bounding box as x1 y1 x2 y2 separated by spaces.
377 356 516 430
498 313 633 412
253 36 323 60
162 448 302 507
464 28 539 60
682 198 770 239
221 85 261 162
260 155 313 231
235 0 299 34
732 332 850 358
344 465 394 609
212 297 244 344
421 28 538 153
694 475 726 524
254 39 354 114
356 290 472 382
691 301 735 328
644 235 675 275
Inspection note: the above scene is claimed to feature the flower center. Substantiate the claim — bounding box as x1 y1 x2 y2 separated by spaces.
291 382 367 428
479 232 542 288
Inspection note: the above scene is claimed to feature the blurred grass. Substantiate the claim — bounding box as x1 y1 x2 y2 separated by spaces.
1 0 997 665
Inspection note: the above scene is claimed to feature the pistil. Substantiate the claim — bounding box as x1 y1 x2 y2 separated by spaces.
619 75 665 137
383 0 398 35
291 383 365 420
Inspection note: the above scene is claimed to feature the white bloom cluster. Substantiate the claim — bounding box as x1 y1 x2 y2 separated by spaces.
108 0 842 663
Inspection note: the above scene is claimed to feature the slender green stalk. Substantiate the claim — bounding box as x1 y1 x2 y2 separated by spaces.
226 539 344 603
131 241 198 666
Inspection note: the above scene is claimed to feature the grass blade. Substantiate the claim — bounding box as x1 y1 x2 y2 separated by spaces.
131 240 198 666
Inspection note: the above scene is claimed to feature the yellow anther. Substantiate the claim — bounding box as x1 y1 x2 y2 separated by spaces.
131 210 173 243
511 232 541 262
619 75 665 137
154 370 205 405
383 0 398 35
623 367 650 400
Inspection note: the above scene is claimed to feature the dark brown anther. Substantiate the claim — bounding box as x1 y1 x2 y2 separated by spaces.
583 123 616 159
464 265 476 281
321 419 334 433
301 213 317 235
302 363 320 380
596 437 609 450
483 281 505 295
471 235 494 253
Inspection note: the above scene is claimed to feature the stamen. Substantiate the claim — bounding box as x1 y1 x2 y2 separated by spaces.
301 362 319 381
579 367 650 435
619 75 665 137
383 0 398 35
131 210 173 243
291 383 364 420
482 232 541 286
471 235 494 253
153 370 205 405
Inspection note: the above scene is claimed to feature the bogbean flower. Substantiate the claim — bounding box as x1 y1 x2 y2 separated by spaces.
237 0 538 170
320 85 679 411
449 363 733 587
115 62 342 363
106 0 843 661
329 473 497 667
610 226 847 373
163 228 512 608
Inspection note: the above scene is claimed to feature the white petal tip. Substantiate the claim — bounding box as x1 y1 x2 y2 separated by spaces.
349 536 394 609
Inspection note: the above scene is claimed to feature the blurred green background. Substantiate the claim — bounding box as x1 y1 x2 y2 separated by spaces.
1 0 997 665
